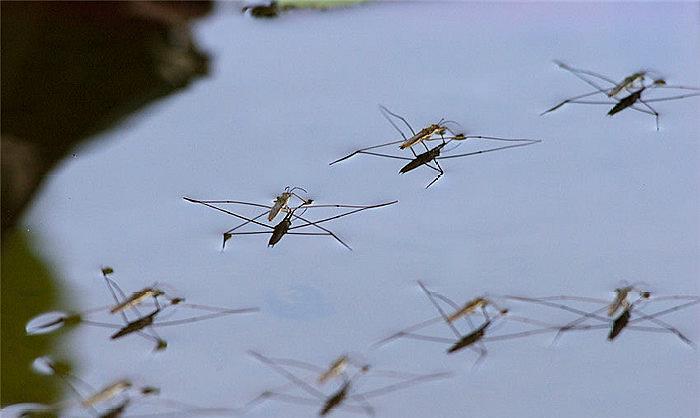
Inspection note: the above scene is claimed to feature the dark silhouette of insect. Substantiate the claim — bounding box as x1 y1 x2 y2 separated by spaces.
183 195 397 250
501 288 699 346
25 268 258 352
242 1 281 18
5 356 232 418
241 351 450 416
542 61 700 130
372 281 559 367
329 105 541 188
241 0 354 19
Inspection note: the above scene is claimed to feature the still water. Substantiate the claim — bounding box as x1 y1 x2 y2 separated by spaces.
4 2 699 418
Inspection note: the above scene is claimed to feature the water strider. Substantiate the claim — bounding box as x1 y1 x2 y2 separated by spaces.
184 194 397 250
372 281 559 367
330 106 540 188
501 287 699 345
242 351 450 416
26 268 258 351
1 357 233 418
268 186 313 221
542 61 700 130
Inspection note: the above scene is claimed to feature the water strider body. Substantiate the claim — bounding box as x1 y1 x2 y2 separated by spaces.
607 89 645 115
110 310 159 340
244 351 448 417
268 186 311 221
82 380 133 407
608 308 631 341
268 209 297 247
399 143 447 174
607 71 647 97
446 297 503 323
398 123 447 149
501 289 697 346
605 287 650 340
184 196 397 250
319 382 351 416
97 401 129 418
27 268 258 352
605 82 668 117
543 61 700 129
330 105 540 188
6 357 226 418
318 356 349 384
373 282 554 367
447 321 490 353
607 285 650 317
109 287 165 314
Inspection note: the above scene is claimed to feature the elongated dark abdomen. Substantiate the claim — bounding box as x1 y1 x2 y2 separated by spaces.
268 219 291 247
608 91 642 116
608 309 631 341
111 313 156 339
400 148 439 174
99 402 128 418
320 386 348 416
447 324 488 353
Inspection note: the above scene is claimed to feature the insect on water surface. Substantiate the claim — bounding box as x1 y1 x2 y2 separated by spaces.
25 268 259 352
329 105 541 188
316 354 370 385
0 356 233 418
372 281 562 367
542 61 700 130
268 186 313 222
240 351 450 416
9 357 154 417
183 190 397 250
500 285 699 346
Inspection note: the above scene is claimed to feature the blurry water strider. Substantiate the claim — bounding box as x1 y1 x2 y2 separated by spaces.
317 354 367 385
0 356 233 418
241 350 450 416
184 193 397 250
607 71 649 97
376 106 461 151
330 105 541 188
542 61 700 130
372 281 565 368
501 287 699 346
25 268 258 352
606 283 649 317
241 0 368 19
445 296 507 324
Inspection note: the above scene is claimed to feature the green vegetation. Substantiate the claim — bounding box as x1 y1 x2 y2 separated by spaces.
1 231 66 408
